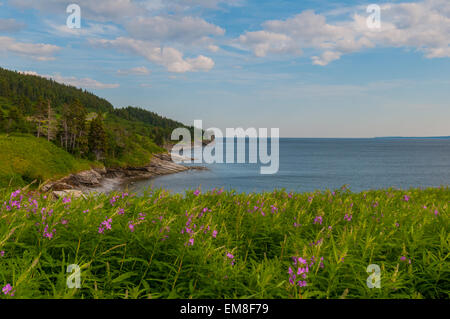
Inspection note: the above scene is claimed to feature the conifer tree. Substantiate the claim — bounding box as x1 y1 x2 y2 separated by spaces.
88 114 107 161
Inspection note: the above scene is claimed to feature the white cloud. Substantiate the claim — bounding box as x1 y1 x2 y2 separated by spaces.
236 0 450 65
125 15 224 44
237 30 301 57
10 0 139 22
117 66 151 75
9 0 242 22
0 18 25 32
145 0 244 12
312 51 342 66
207 44 220 52
46 21 121 37
0 36 60 60
90 37 215 73
19 71 119 89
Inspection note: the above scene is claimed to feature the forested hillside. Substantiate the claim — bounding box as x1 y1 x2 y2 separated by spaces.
0 67 192 169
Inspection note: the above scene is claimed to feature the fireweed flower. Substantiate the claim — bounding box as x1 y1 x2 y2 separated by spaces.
403 195 410 202
98 217 112 234
10 189 20 199
226 252 236 266
289 275 296 285
109 195 120 206
0 250 4 257
212 230 218 238
83 209 89 214
43 224 56 239
289 256 315 287
314 216 323 225
193 189 201 196
118 208 125 215
344 214 352 222
297 266 309 276
188 238 195 246
62 197 71 204
2 284 14 296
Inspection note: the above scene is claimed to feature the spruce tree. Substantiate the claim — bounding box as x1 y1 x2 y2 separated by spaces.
88 114 107 161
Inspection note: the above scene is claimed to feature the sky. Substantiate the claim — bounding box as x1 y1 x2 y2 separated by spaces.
0 0 449 137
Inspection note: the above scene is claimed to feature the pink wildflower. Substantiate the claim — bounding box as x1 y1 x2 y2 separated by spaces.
2 284 14 296
314 216 323 225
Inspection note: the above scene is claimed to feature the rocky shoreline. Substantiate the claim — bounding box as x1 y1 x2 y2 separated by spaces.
42 153 207 198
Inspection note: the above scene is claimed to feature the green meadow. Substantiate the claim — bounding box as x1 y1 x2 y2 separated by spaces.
0 186 448 299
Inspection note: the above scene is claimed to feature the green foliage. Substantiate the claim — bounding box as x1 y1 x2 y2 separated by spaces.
88 114 107 161
103 134 165 168
0 134 95 188
0 67 187 168
0 67 114 115
0 186 448 299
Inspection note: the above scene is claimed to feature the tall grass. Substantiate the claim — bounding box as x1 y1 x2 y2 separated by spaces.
0 186 448 299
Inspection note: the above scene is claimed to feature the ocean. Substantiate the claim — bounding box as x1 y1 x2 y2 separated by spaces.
127 138 450 194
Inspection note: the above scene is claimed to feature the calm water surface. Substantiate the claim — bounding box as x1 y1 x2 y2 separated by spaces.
127 138 450 194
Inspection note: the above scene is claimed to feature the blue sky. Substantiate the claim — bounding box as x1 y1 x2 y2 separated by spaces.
0 0 449 137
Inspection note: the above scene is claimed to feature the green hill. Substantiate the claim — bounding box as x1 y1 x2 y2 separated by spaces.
0 133 96 188
0 66 190 187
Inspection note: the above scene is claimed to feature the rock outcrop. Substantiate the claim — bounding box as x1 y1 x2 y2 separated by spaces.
41 153 207 194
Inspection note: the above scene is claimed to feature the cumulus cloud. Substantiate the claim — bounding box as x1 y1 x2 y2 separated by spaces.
9 0 242 22
10 0 139 22
238 30 301 57
19 71 119 89
125 15 225 44
0 18 25 32
0 36 60 60
117 66 151 75
236 0 450 65
90 37 215 73
312 51 342 66
10 0 223 71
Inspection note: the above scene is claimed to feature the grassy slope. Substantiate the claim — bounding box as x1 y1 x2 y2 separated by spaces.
0 186 448 299
0 134 96 188
111 135 164 167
